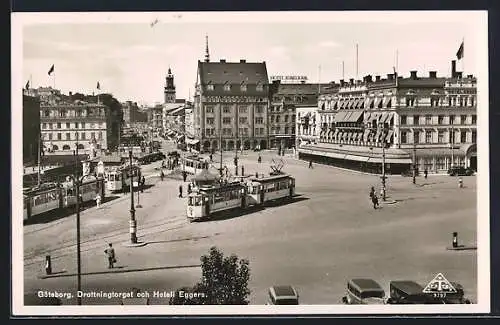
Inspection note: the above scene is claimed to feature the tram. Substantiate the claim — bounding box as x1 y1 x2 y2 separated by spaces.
182 155 210 175
187 181 246 222
105 164 141 192
23 177 105 221
186 174 296 222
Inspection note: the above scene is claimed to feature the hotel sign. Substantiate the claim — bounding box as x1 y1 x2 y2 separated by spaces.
270 75 308 83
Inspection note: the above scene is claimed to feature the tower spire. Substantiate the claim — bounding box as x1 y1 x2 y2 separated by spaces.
204 34 210 62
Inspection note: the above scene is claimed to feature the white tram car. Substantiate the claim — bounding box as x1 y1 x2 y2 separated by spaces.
186 174 295 222
105 164 141 192
182 155 209 175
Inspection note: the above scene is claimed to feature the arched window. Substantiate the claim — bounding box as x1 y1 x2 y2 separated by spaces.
62 144 71 150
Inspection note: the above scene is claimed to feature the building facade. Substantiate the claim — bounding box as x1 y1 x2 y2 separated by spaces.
23 94 41 165
296 105 320 148
148 104 164 137
164 68 176 104
122 101 148 127
40 100 108 156
194 58 270 152
268 81 328 149
301 61 477 174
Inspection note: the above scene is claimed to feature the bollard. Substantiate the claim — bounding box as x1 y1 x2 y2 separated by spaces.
452 232 458 248
45 255 52 275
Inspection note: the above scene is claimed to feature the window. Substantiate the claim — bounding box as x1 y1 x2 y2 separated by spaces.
75 122 79 129
256 105 264 113
81 132 86 140
223 105 231 113
66 123 70 128
285 127 289 134
207 84 214 91
472 130 477 143
284 115 289 122
461 131 467 143
238 106 247 114
276 126 281 134
224 84 231 91
472 115 477 124
44 110 50 117
42 123 47 129
206 118 215 125
206 106 214 113
57 133 62 140
425 131 432 143
276 115 281 123
255 117 264 124
413 131 420 144
240 84 247 91
48 133 53 140
460 115 467 125
436 158 445 170
438 115 444 125
291 115 296 122
99 131 103 139
270 115 275 123
91 132 95 139
449 115 455 125
449 131 455 144
413 115 420 125
400 116 407 125
239 117 247 124
471 97 475 106
81 122 85 128
291 126 295 134
425 115 432 125
66 133 71 140
424 159 433 171
57 122 61 129
438 131 445 143
223 117 231 124
256 84 264 91
401 131 407 144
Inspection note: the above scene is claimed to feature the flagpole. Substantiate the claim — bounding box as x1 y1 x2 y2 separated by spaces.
342 61 345 81
53 71 56 89
37 135 41 187
355 43 359 80
318 65 321 95
462 37 465 74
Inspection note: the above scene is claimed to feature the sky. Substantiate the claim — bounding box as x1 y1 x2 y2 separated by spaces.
17 11 487 106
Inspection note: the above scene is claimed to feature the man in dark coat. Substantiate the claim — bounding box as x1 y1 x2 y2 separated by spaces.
104 243 116 269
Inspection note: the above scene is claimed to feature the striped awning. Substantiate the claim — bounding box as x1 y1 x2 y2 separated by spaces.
344 154 370 162
344 110 364 123
339 100 346 109
331 100 338 109
333 129 339 138
335 110 347 122
343 111 354 122
363 129 371 142
386 130 394 142
379 113 389 124
374 97 382 108
358 99 365 109
385 98 392 108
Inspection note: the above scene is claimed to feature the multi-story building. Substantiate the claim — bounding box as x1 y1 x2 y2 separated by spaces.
163 103 185 134
268 80 329 150
122 101 148 127
194 58 269 152
185 105 195 138
23 93 41 165
164 67 176 104
300 60 477 174
296 105 321 148
148 104 164 137
40 100 108 157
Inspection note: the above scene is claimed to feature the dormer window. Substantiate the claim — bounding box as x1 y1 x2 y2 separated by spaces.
224 83 231 91
240 83 247 92
206 84 214 91
256 83 264 91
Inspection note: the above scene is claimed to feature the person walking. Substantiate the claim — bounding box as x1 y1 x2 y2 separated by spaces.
309 160 313 169
258 155 262 163
141 176 145 193
182 171 187 182
104 243 116 269
371 192 379 209
187 183 192 194
178 184 183 198
95 193 101 209
424 169 428 179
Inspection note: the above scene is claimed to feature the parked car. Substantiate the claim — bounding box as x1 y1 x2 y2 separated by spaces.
448 166 474 176
386 281 435 304
432 282 472 304
267 285 299 305
341 278 386 304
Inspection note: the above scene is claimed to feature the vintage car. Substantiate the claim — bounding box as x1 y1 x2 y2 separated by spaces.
341 279 386 304
267 285 299 305
386 281 435 304
447 166 474 176
435 282 472 304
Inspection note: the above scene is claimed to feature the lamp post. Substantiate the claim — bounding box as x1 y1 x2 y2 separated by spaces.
73 145 83 305
412 141 417 184
378 122 387 201
129 150 138 244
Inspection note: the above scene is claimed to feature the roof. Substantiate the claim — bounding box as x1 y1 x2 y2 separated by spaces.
390 281 424 294
192 169 220 182
163 103 184 113
270 285 298 298
272 83 329 95
250 174 292 183
350 278 383 291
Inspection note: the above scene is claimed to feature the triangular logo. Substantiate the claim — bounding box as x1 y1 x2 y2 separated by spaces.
422 273 457 294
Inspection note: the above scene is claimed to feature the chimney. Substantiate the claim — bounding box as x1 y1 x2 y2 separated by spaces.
387 74 394 80
451 60 456 78
349 78 354 85
220 59 226 63
410 71 417 79
340 79 344 86
456 72 463 79
240 59 246 63
467 74 473 79
429 71 437 78
375 75 381 82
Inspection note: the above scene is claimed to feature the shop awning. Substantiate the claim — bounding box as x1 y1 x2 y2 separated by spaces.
358 99 365 109
344 154 370 162
344 110 364 123
368 157 412 164
347 99 355 109
334 110 347 122
386 130 394 142
385 98 392 108
364 112 371 122
379 112 389 124
414 147 466 158
374 97 382 108
343 111 353 122
363 129 371 142
338 100 346 109
320 130 326 136
186 138 200 145
367 97 375 108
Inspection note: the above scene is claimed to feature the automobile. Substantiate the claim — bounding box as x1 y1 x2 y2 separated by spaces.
428 282 472 304
447 166 474 176
386 281 435 304
401 168 419 177
267 285 299 305
341 279 386 305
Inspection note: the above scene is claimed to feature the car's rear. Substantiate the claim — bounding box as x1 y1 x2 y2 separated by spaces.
268 285 299 305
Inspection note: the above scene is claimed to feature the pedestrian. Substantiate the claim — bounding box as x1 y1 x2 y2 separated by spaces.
182 171 187 182
104 243 116 269
160 170 164 181
178 184 183 198
424 169 428 179
258 155 262 163
309 160 313 169
458 177 463 188
210 154 213 162
95 193 101 209
187 183 192 194
369 186 375 200
371 193 379 209
141 176 145 193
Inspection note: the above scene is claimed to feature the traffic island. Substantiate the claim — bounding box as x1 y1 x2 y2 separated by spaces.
122 241 148 248
445 231 477 251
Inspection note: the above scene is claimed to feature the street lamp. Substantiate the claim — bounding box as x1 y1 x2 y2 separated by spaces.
378 122 387 201
128 150 138 244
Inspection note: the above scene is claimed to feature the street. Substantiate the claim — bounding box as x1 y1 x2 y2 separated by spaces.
23 144 477 305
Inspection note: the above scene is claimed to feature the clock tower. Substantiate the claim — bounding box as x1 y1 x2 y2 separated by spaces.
164 67 176 103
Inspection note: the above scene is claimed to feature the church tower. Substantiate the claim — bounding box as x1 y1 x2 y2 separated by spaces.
164 67 176 103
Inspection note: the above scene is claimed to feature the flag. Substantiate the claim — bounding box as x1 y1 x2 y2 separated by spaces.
25 80 30 90
456 41 464 60
150 19 159 27
48 64 55 75
97 81 101 90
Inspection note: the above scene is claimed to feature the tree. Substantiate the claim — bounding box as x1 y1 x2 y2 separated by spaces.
169 246 251 305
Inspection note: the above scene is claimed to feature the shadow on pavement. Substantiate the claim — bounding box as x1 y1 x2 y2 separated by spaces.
24 196 121 226
147 235 212 245
38 264 201 279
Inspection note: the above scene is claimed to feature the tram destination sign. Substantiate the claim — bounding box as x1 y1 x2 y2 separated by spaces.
270 75 308 83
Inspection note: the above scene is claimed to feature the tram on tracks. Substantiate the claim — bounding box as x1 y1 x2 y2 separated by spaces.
23 177 105 221
105 163 141 192
186 173 296 222
181 155 209 175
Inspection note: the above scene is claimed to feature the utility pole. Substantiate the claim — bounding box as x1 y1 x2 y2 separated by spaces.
74 140 82 305
219 106 223 177
382 140 386 201
37 135 41 187
412 141 416 184
129 150 137 244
